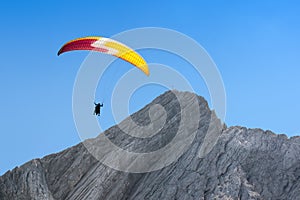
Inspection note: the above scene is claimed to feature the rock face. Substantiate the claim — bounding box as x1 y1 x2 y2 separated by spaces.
1 90 300 200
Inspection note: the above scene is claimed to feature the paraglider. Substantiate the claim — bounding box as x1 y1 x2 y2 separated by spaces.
58 36 149 117
94 102 103 116
57 36 149 76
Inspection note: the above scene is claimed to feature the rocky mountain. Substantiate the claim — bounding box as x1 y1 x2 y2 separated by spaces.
1 90 300 200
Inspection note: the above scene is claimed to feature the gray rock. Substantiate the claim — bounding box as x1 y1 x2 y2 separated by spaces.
1 90 300 200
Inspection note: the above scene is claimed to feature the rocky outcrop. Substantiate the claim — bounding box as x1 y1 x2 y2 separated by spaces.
1 90 300 200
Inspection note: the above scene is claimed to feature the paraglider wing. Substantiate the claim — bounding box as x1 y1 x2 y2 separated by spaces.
58 36 149 76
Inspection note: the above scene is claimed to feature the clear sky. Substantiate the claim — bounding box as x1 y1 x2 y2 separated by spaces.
1 0 300 175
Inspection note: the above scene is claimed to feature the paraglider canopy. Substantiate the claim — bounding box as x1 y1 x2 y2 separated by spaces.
58 36 149 76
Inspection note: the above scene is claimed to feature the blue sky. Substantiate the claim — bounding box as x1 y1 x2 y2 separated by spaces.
1 0 300 175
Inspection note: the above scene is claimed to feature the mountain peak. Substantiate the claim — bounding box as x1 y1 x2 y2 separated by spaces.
1 90 300 200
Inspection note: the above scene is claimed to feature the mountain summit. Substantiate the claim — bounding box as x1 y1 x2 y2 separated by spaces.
1 90 300 200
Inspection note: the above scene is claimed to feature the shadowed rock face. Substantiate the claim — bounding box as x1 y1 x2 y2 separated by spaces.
1 90 300 200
